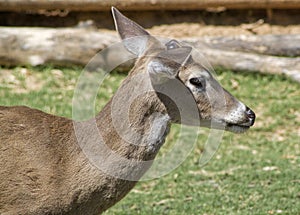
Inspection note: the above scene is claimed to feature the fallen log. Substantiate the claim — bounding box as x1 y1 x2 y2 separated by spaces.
0 27 299 83
0 27 118 66
202 48 300 83
0 0 300 12
185 34 300 57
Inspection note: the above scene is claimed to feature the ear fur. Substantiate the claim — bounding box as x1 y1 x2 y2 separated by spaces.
112 7 150 56
148 47 192 84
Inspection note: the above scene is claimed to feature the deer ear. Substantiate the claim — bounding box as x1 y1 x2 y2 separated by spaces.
148 47 192 83
112 7 150 56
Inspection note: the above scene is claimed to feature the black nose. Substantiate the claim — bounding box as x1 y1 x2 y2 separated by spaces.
245 106 255 126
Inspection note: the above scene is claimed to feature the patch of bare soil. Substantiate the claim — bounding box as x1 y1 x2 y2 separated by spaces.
0 68 44 93
2 9 300 38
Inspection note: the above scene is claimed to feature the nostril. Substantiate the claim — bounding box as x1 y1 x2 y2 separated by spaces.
245 107 255 118
245 106 256 125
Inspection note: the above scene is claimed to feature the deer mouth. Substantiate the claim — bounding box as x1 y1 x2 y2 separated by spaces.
200 119 250 133
225 123 250 133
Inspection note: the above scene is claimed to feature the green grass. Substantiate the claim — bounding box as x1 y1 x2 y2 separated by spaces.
0 66 299 215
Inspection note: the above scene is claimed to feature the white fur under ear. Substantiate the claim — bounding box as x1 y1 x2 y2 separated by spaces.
148 46 192 84
112 7 150 56
148 60 177 84
148 60 176 77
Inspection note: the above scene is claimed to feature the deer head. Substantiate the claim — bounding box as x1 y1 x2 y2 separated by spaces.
112 7 255 133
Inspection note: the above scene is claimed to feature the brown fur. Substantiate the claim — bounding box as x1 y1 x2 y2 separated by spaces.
0 71 168 214
0 7 255 215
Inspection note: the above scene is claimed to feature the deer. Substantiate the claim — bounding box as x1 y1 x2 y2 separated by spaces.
0 7 255 215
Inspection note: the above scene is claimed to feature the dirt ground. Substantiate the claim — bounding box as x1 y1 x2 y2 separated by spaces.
149 23 300 38
1 9 300 38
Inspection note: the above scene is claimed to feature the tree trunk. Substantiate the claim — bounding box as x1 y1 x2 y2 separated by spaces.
186 34 300 57
0 0 300 12
202 48 300 83
0 27 299 83
0 27 118 66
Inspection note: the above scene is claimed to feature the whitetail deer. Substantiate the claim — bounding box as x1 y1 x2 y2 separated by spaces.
0 7 255 215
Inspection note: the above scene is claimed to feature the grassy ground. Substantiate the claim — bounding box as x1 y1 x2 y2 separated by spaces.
0 66 299 214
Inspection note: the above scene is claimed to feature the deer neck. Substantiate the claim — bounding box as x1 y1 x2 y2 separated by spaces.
68 70 171 212
95 69 171 163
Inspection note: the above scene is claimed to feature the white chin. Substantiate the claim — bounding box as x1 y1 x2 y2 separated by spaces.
225 124 250 133
199 120 250 134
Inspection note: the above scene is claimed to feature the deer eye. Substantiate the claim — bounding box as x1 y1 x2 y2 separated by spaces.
189 77 206 90
166 40 181 50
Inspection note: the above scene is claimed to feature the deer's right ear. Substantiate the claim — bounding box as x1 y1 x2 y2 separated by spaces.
112 7 150 56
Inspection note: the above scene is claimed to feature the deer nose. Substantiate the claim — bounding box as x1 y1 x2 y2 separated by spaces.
245 106 255 126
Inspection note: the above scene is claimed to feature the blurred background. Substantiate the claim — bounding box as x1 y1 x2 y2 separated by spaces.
0 0 299 214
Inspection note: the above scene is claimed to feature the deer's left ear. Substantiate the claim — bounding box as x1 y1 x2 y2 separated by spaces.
112 7 150 56
148 47 192 83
